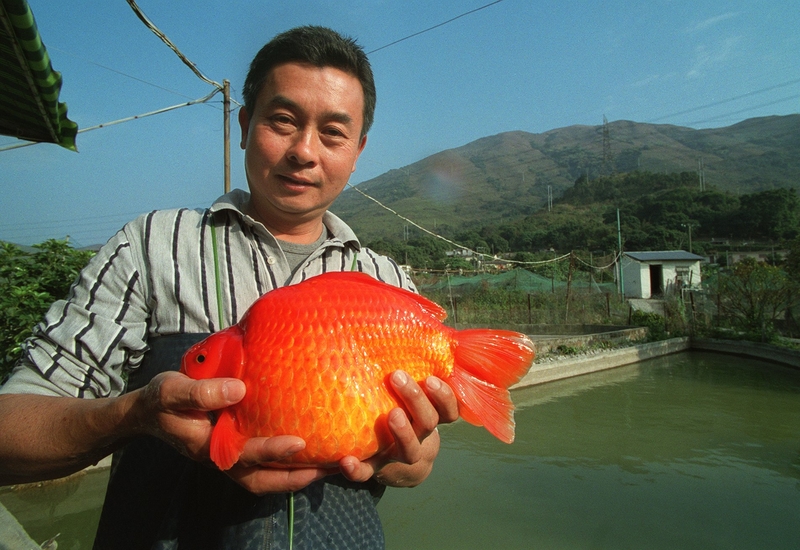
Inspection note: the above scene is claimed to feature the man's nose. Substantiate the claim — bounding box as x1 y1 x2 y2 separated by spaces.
286 129 318 166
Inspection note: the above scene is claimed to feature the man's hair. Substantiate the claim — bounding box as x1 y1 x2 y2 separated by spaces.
242 26 376 137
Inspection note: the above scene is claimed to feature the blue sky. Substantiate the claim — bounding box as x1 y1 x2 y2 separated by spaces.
1 0 798 246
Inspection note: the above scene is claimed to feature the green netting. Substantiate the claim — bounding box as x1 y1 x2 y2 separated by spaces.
419 268 617 294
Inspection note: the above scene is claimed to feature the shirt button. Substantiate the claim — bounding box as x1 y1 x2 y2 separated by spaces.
267 256 276 265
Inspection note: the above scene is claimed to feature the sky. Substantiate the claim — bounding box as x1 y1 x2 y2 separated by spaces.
1 0 798 247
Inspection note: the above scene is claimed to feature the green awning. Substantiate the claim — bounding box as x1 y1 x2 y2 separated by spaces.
0 0 77 150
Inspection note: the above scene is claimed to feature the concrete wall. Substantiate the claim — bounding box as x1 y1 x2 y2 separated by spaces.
453 324 648 356
513 338 691 389
512 337 800 390
622 258 701 299
622 260 648 298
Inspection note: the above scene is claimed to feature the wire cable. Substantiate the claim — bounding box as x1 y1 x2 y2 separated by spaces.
49 45 197 100
125 0 222 90
367 0 506 54
0 90 221 152
648 77 800 124
346 181 581 267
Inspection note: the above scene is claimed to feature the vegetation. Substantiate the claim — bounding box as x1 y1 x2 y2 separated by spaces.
711 257 796 342
0 240 94 381
367 171 800 269
335 115 800 243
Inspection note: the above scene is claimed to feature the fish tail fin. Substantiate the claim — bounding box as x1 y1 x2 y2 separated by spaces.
450 330 535 444
210 409 248 471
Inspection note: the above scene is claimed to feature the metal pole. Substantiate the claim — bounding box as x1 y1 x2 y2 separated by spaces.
223 79 231 194
617 208 624 299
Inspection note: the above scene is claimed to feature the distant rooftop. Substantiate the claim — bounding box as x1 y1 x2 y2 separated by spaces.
625 250 704 262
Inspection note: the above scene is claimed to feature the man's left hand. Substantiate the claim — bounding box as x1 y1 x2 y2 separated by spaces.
338 371 459 487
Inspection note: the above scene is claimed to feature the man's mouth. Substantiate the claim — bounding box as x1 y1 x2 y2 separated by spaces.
279 174 315 187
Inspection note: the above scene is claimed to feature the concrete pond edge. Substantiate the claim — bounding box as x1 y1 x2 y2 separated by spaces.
513 336 800 390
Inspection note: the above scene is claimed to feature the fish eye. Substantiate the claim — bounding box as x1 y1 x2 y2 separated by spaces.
196 354 206 363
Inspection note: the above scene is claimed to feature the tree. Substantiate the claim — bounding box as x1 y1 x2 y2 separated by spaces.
0 240 94 381
716 257 792 341
736 188 800 241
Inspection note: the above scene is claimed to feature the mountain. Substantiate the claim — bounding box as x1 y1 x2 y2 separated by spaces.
330 115 800 243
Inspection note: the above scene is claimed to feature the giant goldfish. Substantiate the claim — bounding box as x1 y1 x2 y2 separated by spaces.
181 271 535 471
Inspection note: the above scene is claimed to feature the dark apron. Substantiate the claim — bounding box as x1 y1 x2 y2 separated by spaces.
92 334 386 550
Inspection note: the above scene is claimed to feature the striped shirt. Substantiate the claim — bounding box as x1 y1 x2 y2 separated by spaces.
1 189 415 399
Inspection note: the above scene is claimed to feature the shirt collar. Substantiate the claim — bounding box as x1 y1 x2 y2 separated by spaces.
209 189 361 250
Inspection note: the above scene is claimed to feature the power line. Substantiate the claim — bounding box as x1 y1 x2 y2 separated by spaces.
648 77 800 124
684 93 800 126
367 0 506 54
49 46 197 101
0 90 220 152
125 0 221 89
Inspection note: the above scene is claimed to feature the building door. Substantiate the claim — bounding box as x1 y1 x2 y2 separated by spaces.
649 264 663 297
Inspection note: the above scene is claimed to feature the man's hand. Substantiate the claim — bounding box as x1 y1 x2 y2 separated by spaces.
135 371 326 494
136 369 459 493
338 371 459 487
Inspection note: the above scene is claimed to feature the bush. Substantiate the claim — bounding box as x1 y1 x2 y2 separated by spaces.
715 257 792 341
630 310 667 341
0 240 94 382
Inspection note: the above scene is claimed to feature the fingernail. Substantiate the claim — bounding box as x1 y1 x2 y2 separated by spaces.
426 377 442 391
389 409 407 429
284 441 305 456
222 380 245 402
392 371 408 388
342 461 356 475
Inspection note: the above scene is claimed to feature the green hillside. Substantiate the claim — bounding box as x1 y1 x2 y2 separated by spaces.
331 115 800 243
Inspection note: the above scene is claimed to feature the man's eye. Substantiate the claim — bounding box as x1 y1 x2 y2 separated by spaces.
323 127 345 138
270 115 293 126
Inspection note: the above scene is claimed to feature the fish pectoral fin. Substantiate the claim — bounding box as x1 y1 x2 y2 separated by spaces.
210 409 248 471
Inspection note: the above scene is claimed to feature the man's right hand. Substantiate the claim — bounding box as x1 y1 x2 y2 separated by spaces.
135 371 329 495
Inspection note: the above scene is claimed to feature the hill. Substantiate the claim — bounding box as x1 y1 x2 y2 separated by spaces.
331 115 800 243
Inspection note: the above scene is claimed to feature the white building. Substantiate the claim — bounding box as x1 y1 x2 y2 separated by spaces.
620 251 703 299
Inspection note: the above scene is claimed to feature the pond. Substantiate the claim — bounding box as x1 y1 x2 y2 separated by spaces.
380 351 800 549
1 351 798 549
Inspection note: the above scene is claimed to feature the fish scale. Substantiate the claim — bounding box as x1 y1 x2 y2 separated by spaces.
181 271 535 471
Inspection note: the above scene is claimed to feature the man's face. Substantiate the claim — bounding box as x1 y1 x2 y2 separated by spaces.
239 62 367 238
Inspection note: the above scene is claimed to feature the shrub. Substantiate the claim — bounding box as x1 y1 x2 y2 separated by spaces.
0 240 94 382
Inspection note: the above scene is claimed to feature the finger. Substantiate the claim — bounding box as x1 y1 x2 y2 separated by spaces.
424 376 459 424
227 464 330 496
152 372 246 412
339 455 376 483
386 408 424 464
390 371 438 437
236 436 307 468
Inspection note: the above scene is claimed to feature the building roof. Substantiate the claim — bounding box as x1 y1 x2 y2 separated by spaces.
625 250 704 262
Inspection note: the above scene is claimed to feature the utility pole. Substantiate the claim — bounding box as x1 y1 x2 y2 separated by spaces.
681 223 696 253
602 115 613 174
223 79 231 193
697 158 705 192
617 208 624 299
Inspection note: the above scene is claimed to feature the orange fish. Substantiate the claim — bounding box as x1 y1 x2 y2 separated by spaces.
181 271 535 471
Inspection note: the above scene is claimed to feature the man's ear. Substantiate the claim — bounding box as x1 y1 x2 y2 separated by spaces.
238 107 251 150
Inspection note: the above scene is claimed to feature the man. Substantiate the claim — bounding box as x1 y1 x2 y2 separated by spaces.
0 26 457 549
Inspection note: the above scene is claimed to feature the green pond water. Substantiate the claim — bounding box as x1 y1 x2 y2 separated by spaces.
2 351 799 549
